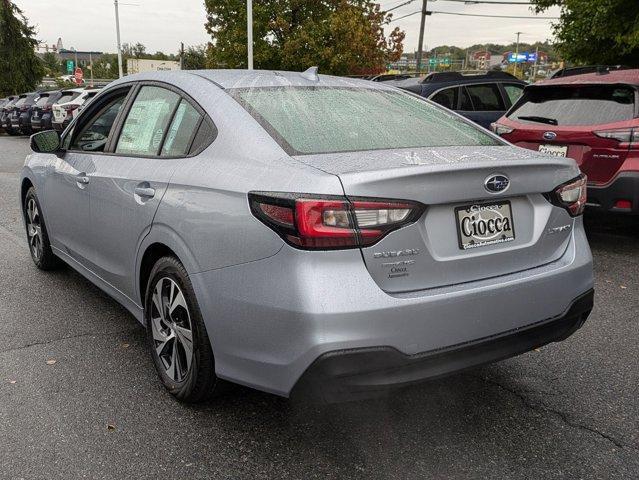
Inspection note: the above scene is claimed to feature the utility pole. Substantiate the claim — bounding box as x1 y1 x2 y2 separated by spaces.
180 42 185 70
513 31 522 78
415 0 428 74
89 52 94 87
532 44 539 81
247 0 253 69
114 0 123 78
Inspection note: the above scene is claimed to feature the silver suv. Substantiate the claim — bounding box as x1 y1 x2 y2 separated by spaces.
21 69 594 403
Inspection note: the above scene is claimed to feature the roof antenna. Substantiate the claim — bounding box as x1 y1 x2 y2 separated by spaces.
300 66 319 81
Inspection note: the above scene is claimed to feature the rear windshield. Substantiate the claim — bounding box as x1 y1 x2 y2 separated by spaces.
231 86 500 155
58 92 80 104
35 95 50 107
508 84 636 126
13 97 26 107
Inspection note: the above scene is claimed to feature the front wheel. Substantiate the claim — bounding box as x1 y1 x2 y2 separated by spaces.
145 256 219 402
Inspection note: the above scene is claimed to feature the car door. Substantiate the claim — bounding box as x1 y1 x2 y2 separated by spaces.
86 83 204 302
460 83 507 129
43 88 131 268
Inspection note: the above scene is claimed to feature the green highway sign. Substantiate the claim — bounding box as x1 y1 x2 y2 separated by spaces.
66 60 74 73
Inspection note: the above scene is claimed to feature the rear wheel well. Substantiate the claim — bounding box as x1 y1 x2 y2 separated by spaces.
139 243 178 304
21 178 34 206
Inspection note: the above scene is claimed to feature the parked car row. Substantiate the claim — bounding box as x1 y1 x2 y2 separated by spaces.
389 68 638 215
0 87 101 135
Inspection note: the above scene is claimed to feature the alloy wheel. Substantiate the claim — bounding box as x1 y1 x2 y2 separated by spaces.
150 277 194 382
26 198 43 261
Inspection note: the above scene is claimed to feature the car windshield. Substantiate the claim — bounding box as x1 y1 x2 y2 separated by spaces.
508 84 636 126
231 86 500 155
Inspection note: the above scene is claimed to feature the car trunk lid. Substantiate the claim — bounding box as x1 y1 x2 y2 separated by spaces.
294 145 580 293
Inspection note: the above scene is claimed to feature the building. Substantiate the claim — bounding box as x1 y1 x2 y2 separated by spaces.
127 59 181 74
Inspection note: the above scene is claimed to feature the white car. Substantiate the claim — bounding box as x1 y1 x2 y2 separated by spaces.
52 88 101 132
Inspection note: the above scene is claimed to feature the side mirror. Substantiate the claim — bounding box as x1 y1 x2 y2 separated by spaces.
30 130 61 153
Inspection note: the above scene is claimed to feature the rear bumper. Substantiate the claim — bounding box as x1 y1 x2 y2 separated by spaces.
190 219 593 399
587 172 639 214
292 289 593 402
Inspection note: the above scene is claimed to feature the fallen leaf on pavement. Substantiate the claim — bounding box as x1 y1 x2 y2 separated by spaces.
9 380 17 384
107 424 116 431
45 359 57 365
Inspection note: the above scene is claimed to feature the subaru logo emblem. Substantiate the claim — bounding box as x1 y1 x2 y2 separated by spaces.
484 174 510 194
543 131 557 140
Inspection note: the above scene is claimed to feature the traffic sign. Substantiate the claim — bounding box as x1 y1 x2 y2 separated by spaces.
66 60 74 73
74 67 84 85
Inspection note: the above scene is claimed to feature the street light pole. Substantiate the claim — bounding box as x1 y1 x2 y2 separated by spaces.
114 0 124 78
247 0 253 70
513 31 522 78
415 0 428 74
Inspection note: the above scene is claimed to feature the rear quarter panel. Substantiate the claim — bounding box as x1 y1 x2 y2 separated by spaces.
148 78 345 275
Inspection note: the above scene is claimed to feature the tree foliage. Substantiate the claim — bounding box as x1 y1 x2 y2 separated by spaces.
0 0 45 96
533 0 639 65
204 0 405 75
183 45 207 70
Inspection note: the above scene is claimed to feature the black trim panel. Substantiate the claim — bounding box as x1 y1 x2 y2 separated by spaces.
587 172 639 214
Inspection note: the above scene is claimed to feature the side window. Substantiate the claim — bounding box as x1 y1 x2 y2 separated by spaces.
189 118 216 155
503 83 525 106
430 87 458 110
70 94 127 152
115 86 180 156
459 87 474 111
465 84 505 111
161 100 202 156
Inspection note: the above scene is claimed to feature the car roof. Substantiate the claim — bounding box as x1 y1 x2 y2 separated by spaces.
537 69 639 86
109 69 396 91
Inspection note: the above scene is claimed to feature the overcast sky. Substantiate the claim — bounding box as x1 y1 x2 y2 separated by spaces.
14 0 561 55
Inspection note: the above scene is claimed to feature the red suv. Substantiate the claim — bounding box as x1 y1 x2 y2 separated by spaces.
492 69 639 214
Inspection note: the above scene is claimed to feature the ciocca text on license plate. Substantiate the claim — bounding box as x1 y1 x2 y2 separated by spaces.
455 201 515 250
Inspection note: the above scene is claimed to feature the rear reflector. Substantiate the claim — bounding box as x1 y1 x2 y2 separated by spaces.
551 174 587 216
614 199 632 210
249 192 424 249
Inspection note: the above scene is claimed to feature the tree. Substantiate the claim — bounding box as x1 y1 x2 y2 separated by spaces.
183 45 207 70
41 51 62 76
204 0 405 75
0 0 45 96
533 0 639 65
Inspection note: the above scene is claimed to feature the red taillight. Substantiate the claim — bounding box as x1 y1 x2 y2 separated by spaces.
249 193 423 249
20 105 29 112
552 174 587 216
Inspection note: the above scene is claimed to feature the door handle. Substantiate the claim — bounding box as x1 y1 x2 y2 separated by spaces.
76 173 89 185
134 186 156 198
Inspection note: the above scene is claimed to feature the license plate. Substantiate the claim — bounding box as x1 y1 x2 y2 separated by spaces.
455 201 516 250
538 144 568 157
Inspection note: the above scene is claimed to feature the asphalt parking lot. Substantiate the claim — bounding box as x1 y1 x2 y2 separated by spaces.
0 135 637 479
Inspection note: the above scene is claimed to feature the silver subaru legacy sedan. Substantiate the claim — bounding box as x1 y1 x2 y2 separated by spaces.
20 69 594 403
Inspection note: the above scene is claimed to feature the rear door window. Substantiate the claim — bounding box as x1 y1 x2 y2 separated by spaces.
465 84 505 111
503 83 525 106
508 85 636 126
459 87 474 111
430 87 458 110
115 86 181 156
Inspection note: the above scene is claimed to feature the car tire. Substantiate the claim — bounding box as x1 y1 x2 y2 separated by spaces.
145 256 220 403
23 187 61 270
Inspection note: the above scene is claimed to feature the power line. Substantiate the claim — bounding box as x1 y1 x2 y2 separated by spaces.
385 0 417 12
435 0 533 4
390 9 558 21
